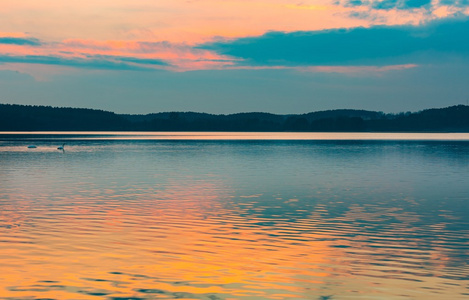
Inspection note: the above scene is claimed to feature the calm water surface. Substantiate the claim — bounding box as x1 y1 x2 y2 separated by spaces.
1 132 468 300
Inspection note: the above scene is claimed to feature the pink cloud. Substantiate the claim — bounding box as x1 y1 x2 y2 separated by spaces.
301 64 419 74
0 34 421 75
210 64 419 75
0 36 237 73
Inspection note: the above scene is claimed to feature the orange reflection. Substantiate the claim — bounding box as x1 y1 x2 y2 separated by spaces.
0 178 337 299
1 174 467 299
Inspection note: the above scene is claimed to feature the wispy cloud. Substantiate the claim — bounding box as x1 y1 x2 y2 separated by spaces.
337 0 435 10
0 37 235 72
338 0 469 25
299 64 418 74
0 37 41 46
371 0 431 10
0 55 156 70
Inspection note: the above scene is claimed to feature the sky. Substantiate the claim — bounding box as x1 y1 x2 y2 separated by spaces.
0 0 468 114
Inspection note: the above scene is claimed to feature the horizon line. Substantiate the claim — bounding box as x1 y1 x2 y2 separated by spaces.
1 102 468 117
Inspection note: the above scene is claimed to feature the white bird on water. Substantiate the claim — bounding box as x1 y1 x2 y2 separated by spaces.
57 143 65 150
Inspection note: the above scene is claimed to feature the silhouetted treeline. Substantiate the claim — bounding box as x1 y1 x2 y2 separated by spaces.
1 103 469 132
0 104 130 131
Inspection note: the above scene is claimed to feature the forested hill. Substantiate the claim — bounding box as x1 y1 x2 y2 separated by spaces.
0 104 129 131
1 103 468 132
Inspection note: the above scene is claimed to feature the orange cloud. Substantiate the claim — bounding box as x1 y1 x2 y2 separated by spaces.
0 32 28 38
1 0 445 44
0 1 467 75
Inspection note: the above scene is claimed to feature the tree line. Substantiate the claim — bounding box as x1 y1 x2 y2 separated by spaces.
1 103 468 132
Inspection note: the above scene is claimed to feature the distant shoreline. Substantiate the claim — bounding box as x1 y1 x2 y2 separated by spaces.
1 103 469 132
2 132 469 142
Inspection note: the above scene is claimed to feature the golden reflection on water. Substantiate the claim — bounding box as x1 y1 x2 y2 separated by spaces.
1 179 341 299
1 138 469 300
2 178 468 300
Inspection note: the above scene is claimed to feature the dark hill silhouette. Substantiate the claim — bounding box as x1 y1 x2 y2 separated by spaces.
0 104 129 131
1 103 468 132
302 109 384 121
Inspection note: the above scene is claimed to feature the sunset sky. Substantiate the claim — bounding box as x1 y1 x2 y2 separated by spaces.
1 0 468 114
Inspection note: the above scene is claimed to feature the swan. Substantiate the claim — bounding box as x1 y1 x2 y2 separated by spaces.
57 143 65 150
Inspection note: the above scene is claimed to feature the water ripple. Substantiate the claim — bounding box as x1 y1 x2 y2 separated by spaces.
1 138 468 299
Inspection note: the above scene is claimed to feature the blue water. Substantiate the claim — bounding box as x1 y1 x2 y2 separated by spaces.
0 133 468 300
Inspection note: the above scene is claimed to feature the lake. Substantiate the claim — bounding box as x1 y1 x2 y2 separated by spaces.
1 132 468 300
